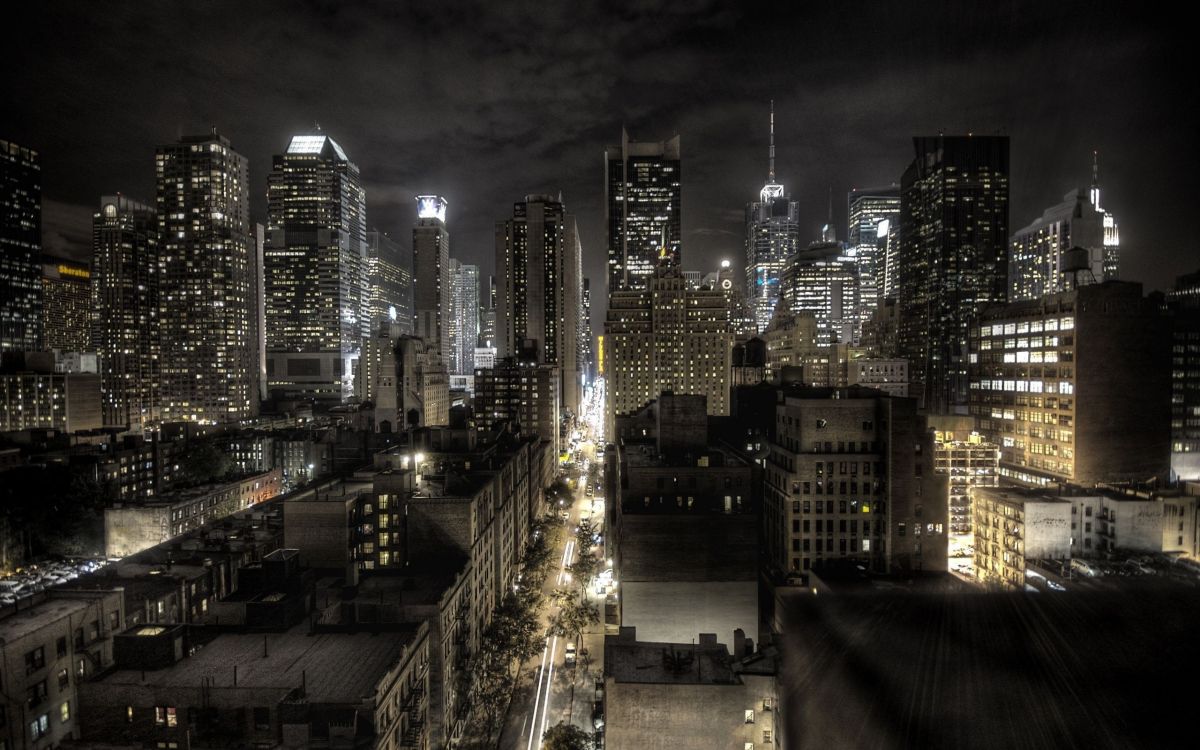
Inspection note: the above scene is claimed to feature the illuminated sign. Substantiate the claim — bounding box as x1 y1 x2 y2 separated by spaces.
56 264 90 280
287 135 326 154
416 195 447 222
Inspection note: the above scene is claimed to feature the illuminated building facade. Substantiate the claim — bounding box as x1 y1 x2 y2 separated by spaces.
846 186 899 317
762 307 819 380
495 194 581 415
746 103 800 333
897 135 1009 412
1009 179 1120 302
42 258 92 352
763 388 946 578
265 133 367 404
968 281 1170 487
779 241 861 345
580 277 594 385
474 357 561 458
605 129 681 294
1167 269 1200 480
448 257 479 376
413 195 451 366
156 132 256 423
932 429 999 534
0 138 42 352
973 487 1071 589
365 230 412 335
604 267 732 434
91 195 159 431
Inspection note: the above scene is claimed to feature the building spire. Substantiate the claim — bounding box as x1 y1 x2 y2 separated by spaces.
1090 150 1102 210
768 100 776 184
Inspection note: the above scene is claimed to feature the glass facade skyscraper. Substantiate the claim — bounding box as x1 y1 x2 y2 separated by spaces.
448 257 479 376
846 186 900 317
413 195 451 366
605 129 681 294
897 135 1009 412
0 138 42 352
265 133 368 404
156 131 257 423
365 229 412 336
495 194 582 414
746 105 800 333
92 194 159 431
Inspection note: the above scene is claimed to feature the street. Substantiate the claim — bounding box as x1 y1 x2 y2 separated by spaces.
502 386 608 750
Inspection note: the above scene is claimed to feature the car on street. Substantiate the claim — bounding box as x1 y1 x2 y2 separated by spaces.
564 642 577 665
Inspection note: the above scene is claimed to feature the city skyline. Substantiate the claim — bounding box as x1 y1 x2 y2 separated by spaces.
2 2 1194 325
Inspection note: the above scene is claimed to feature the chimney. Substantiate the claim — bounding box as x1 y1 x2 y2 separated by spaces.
734 628 746 658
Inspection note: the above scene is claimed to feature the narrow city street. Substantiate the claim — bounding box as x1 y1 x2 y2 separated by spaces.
502 389 608 750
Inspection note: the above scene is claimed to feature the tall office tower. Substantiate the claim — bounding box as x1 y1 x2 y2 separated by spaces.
968 281 1170 487
0 139 42 352
846 186 900 318
251 222 266 402
604 129 682 294
41 258 92 351
746 103 800 332
1167 270 1200 480
479 274 497 347
779 241 861 345
1009 157 1121 302
366 230 413 335
897 135 1009 412
413 195 451 365
704 260 757 337
495 194 582 415
604 267 732 435
580 277 594 386
157 131 256 423
448 258 479 376
264 133 367 405
92 195 159 431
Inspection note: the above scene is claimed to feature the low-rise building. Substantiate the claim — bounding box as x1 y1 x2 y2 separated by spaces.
603 627 777 750
0 589 125 750
104 469 282 557
974 487 1074 588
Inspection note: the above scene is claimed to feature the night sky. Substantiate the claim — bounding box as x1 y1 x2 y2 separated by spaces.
4 0 1194 324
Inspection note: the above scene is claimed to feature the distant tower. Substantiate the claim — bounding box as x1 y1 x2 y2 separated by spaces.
605 130 682 294
413 196 451 365
1090 151 1121 280
265 132 368 404
0 139 42 352
745 102 799 332
157 131 256 423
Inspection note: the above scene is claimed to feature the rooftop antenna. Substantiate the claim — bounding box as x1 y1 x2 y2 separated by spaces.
1090 150 1102 211
768 100 776 184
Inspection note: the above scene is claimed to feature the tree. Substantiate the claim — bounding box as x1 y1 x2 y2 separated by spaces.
549 587 599 648
542 721 594 750
178 442 232 485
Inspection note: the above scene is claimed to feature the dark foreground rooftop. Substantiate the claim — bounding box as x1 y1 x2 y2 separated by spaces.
778 583 1200 749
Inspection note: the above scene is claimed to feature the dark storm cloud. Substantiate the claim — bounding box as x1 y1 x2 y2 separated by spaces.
3 0 1194 326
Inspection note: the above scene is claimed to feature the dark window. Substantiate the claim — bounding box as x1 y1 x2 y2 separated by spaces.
803 539 811 552
56 637 68 658
253 707 270 731
792 539 800 552
24 646 45 674
26 680 47 708
58 668 69 690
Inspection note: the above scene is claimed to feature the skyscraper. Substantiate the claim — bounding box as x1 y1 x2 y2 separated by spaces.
846 186 900 317
897 135 1009 412
265 133 367 404
365 230 413 336
495 194 582 415
157 131 256 423
413 195 450 365
605 129 681 294
41 258 92 352
779 242 861 345
604 267 733 435
746 103 800 332
448 257 479 376
92 195 159 431
1 138 42 352
580 277 594 386
1009 156 1121 302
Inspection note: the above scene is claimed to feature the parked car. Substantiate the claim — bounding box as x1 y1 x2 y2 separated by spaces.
564 642 577 666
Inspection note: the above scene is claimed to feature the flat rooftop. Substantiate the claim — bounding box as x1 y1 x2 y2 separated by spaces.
0 595 92 642
606 634 737 686
100 622 419 704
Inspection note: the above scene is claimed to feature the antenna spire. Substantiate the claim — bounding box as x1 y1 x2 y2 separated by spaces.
768 100 776 183
1090 150 1102 210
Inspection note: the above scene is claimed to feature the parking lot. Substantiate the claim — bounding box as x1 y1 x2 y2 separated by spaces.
0 557 112 606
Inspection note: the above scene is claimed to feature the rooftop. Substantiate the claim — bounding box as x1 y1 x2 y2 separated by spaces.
99 621 419 704
0 594 93 642
605 629 738 686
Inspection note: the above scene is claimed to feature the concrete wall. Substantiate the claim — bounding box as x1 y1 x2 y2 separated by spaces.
283 498 354 571
105 505 170 557
1025 501 1072 558
605 680 769 750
